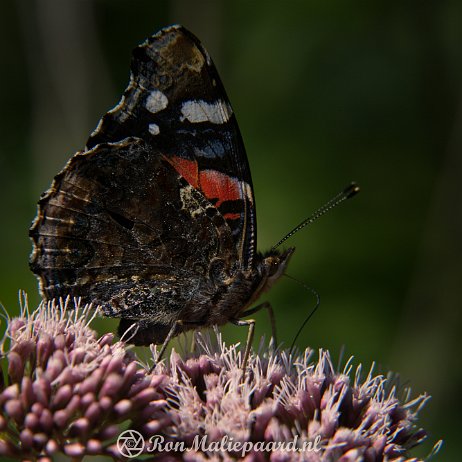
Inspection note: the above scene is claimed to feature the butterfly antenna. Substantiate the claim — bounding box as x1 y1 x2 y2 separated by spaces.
284 274 320 357
272 182 360 250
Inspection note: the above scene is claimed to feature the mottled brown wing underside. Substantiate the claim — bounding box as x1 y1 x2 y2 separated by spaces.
30 138 236 316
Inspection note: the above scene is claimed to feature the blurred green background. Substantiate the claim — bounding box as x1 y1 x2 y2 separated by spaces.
1 0 461 460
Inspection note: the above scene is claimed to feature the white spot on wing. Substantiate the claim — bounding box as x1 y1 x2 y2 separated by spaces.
180 99 232 124
145 90 168 113
148 123 160 135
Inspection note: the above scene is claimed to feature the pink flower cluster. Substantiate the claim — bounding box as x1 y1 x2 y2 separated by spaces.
0 298 437 461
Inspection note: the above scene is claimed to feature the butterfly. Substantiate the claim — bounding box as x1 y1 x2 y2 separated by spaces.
29 25 297 362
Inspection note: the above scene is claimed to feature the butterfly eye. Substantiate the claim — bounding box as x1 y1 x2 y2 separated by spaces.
267 259 281 277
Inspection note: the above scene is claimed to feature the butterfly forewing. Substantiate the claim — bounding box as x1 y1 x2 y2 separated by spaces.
86 25 256 268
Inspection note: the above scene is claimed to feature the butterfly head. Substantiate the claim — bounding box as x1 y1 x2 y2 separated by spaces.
258 247 295 288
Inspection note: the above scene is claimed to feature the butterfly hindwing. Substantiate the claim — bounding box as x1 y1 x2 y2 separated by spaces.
30 138 237 338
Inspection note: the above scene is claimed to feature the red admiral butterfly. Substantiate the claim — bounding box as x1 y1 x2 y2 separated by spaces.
29 25 357 362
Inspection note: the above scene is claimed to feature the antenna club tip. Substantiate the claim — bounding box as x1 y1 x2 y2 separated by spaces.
344 182 360 199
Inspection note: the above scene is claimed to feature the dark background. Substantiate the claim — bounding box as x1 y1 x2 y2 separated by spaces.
1 1 460 460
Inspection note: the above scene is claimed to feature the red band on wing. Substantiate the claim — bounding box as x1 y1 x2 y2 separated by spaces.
222 212 241 221
198 170 241 206
166 156 199 189
166 156 242 207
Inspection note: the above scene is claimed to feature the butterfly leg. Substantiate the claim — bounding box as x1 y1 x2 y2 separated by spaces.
149 321 180 372
231 318 256 372
149 319 203 373
239 302 277 348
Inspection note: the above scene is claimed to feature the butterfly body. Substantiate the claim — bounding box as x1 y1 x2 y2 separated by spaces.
29 25 293 345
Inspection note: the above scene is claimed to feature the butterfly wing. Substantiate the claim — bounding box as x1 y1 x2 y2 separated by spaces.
87 25 257 268
30 137 238 343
